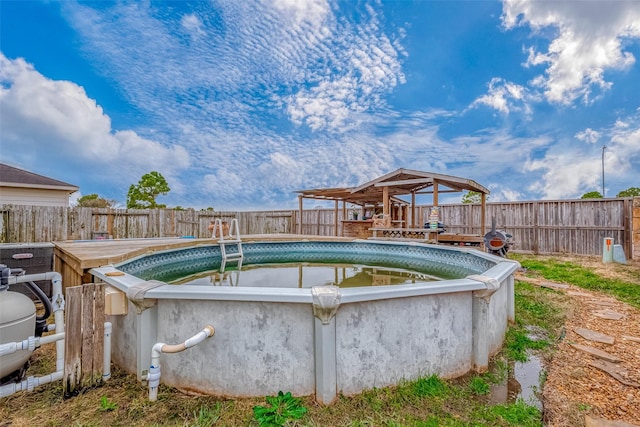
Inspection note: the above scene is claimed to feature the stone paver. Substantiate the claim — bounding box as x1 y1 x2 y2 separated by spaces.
588 300 618 307
574 327 616 344
589 359 640 388
593 309 625 320
540 281 570 289
585 415 640 427
568 291 593 297
570 343 622 363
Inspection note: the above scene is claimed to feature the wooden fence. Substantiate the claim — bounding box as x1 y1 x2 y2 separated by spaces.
417 198 634 258
0 198 636 258
0 206 293 242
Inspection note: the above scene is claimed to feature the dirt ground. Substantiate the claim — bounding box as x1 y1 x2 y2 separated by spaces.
516 255 640 427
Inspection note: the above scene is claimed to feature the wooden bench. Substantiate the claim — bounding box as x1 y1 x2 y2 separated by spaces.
369 229 484 247
369 228 440 239
436 233 484 246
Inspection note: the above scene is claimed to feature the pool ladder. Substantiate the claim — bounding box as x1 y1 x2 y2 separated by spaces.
211 270 240 286
211 218 243 273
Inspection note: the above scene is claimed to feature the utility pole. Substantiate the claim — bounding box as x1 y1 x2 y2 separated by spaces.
601 145 607 198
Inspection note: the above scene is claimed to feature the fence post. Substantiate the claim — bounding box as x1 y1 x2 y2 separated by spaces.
533 201 539 254
633 197 640 260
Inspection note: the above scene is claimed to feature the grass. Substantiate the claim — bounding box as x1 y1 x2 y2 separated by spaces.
411 374 450 398
192 404 222 426
468 377 490 396
512 254 640 309
5 255 637 426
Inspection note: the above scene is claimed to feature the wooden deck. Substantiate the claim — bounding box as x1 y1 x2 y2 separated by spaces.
53 235 354 287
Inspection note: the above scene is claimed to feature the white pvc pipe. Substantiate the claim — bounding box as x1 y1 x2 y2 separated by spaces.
148 325 215 401
103 322 112 381
0 371 64 397
50 273 65 372
0 333 65 357
2 273 113 397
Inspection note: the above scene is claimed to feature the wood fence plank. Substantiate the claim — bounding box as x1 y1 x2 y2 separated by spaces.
64 286 83 396
93 283 105 385
81 284 95 387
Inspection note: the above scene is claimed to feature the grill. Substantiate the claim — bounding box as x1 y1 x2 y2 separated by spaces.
483 219 513 257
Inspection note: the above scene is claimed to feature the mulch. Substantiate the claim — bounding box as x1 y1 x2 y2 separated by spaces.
517 273 640 427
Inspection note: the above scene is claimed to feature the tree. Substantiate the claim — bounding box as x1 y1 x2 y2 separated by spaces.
581 191 603 199
126 171 170 209
616 187 640 197
461 191 485 204
76 193 114 208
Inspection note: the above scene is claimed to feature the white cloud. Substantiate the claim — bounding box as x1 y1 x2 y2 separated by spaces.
575 128 601 144
63 1 405 135
470 77 532 114
69 191 81 206
257 152 308 187
269 0 331 29
608 122 640 176
202 169 245 200
486 185 524 202
283 4 406 131
181 14 205 37
502 0 640 105
45 1 409 207
0 53 190 187
525 114 640 199
525 152 601 199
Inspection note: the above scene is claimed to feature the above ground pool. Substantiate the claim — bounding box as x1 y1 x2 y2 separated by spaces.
91 237 519 404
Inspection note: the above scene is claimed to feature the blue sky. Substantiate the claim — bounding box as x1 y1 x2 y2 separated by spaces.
1 0 639 210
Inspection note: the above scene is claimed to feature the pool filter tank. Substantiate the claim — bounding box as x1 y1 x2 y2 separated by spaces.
0 265 37 381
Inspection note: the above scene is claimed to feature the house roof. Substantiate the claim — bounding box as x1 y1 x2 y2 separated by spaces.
296 168 489 205
0 163 79 192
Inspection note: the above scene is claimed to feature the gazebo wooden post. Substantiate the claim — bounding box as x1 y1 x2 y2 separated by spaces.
334 200 339 236
383 186 389 217
341 201 346 236
411 191 416 228
481 193 486 236
298 195 303 234
433 180 439 206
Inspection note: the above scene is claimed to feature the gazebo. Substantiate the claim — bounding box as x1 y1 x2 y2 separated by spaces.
296 168 490 239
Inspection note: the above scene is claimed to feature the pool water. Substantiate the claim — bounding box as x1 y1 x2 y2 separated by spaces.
171 263 443 288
